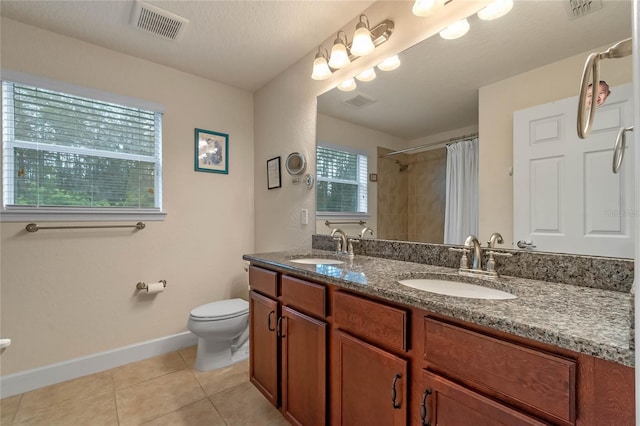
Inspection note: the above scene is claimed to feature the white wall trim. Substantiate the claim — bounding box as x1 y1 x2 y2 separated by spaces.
0 332 197 398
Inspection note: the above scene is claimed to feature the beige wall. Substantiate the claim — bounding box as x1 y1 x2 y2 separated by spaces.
478 46 633 247
0 18 254 375
315 113 407 237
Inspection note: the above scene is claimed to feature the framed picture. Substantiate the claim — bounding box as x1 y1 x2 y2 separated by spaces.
195 128 228 174
267 156 281 189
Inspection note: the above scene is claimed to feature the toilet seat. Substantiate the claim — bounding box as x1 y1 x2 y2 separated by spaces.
189 298 249 321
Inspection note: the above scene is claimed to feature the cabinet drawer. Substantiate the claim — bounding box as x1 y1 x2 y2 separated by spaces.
334 291 408 352
281 275 326 318
424 317 576 424
249 265 278 298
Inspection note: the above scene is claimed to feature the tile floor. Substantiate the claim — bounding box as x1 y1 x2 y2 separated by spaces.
1 346 289 426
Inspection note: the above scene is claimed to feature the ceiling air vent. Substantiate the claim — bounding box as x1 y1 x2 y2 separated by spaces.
343 93 376 108
564 0 602 20
131 1 189 41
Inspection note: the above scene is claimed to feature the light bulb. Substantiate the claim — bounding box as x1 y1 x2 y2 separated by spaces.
412 0 445 17
439 19 470 40
377 55 401 72
477 0 513 20
311 55 331 80
351 23 375 56
337 78 357 92
329 33 350 69
356 68 376 82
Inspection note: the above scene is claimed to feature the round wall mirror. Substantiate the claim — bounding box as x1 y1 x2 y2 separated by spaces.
285 152 306 176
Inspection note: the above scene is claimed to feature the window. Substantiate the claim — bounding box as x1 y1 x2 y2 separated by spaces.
316 146 368 214
2 77 163 220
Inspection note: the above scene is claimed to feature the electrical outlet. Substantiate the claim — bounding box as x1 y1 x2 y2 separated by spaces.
301 209 308 225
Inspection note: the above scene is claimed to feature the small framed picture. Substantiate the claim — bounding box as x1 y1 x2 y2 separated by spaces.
195 128 228 174
267 156 281 189
369 173 378 182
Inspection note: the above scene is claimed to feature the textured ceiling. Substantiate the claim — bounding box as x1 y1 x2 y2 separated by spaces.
1 0 633 139
0 0 375 91
317 0 633 141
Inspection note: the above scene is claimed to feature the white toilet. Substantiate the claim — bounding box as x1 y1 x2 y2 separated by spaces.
187 298 250 371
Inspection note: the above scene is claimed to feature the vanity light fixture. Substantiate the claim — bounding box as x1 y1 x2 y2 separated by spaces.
328 31 351 69
311 46 332 80
439 18 470 39
355 68 376 82
434 0 513 43
351 15 375 57
377 55 401 71
412 0 445 17
477 0 513 20
310 19 394 81
337 78 357 92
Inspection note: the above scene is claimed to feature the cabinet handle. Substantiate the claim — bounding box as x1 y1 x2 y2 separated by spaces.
391 374 402 409
267 310 276 332
276 316 286 338
420 388 432 426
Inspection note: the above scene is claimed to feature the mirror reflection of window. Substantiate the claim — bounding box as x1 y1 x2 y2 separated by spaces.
316 146 368 214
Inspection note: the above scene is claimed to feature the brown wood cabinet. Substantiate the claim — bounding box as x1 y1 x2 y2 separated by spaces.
249 290 279 406
249 266 327 425
332 330 408 426
424 317 576 424
247 263 634 426
281 306 327 426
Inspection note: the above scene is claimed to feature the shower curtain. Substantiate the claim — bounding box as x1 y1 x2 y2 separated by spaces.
444 138 479 245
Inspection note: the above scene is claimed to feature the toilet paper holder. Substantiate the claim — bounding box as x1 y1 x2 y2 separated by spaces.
136 280 167 291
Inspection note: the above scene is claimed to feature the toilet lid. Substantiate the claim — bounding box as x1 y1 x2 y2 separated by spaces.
190 298 249 320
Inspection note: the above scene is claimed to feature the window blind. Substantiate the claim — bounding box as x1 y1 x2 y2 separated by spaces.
2 81 162 211
316 146 367 213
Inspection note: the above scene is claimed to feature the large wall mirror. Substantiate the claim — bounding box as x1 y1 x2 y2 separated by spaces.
316 1 633 258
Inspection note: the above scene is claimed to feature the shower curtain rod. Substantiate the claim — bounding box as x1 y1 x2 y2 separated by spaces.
378 132 478 157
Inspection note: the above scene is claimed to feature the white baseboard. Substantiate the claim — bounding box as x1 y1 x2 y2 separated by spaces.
0 332 197 398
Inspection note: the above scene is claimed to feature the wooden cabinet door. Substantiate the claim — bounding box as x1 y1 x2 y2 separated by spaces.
249 290 279 406
281 306 327 426
419 370 548 426
333 330 408 426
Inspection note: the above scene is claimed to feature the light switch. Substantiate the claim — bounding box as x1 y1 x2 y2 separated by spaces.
301 209 308 225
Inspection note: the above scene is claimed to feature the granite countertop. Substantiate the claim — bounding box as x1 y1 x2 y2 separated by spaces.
243 249 634 368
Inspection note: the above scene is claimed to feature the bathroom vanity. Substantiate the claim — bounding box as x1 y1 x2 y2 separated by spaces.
244 242 634 425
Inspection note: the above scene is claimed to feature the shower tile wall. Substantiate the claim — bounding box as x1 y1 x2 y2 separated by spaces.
377 147 446 243
377 148 408 240
408 148 446 243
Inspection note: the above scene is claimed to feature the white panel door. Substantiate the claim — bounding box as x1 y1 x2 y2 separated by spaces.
513 83 634 257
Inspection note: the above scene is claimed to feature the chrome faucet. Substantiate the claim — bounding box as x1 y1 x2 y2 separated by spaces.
358 227 374 238
330 228 348 254
464 235 483 271
486 232 504 274
487 232 503 248
450 233 512 278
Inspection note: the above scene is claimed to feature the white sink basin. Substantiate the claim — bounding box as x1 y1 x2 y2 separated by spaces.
290 258 345 265
397 279 516 300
